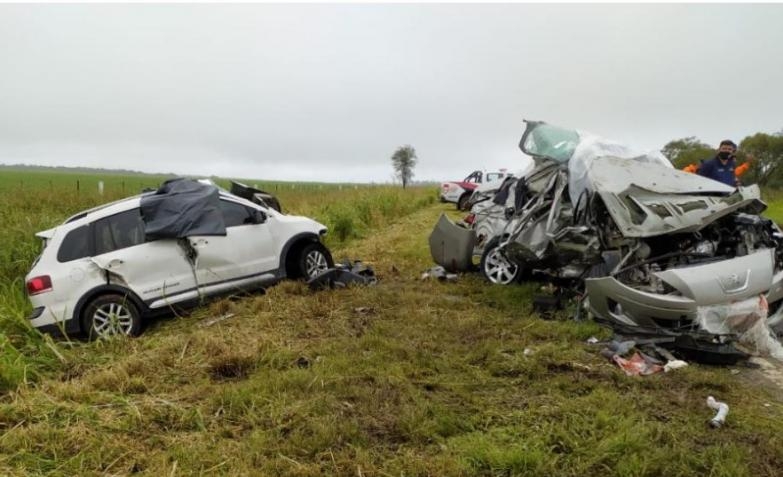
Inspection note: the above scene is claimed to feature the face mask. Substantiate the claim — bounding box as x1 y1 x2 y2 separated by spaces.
718 151 731 160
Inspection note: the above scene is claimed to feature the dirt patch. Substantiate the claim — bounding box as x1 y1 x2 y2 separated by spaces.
743 357 783 402
209 354 257 380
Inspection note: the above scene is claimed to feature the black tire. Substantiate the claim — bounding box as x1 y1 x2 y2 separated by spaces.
297 242 334 279
457 193 471 211
480 237 521 285
82 293 142 340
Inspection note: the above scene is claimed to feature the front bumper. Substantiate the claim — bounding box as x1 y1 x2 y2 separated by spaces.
586 249 779 331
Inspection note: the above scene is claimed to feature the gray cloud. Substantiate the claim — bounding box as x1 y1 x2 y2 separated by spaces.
1 4 781 182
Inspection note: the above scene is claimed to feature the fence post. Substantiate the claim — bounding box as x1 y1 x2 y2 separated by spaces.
76 180 80 192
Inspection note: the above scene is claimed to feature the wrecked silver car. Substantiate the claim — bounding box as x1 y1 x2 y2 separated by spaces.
431 120 783 361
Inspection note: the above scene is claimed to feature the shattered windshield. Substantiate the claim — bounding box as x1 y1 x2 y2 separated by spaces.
521 122 580 163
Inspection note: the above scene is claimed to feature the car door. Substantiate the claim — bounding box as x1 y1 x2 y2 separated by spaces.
89 208 199 310
189 198 278 295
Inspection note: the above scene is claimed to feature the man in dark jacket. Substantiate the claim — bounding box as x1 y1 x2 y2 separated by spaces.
698 139 738 186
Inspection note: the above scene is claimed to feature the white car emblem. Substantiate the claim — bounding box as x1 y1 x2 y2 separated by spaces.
718 271 750 293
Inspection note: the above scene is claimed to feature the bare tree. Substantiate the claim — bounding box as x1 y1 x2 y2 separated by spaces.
391 145 417 189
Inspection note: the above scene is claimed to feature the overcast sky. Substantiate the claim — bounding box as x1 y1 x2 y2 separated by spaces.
1 3 782 183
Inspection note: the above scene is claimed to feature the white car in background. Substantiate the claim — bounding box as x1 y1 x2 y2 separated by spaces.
440 170 508 210
25 178 333 339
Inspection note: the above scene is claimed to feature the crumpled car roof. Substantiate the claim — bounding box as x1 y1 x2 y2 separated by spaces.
519 120 677 205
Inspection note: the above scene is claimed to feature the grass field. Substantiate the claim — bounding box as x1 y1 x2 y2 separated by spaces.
1 170 783 476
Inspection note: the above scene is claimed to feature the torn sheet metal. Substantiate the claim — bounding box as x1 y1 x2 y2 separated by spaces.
429 214 476 272
591 158 764 238
230 180 282 213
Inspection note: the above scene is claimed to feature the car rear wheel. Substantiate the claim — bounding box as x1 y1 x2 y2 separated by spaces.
457 193 471 211
82 293 142 340
298 242 334 279
480 237 521 285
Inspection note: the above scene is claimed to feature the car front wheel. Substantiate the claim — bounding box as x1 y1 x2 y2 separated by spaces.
480 238 521 285
298 242 334 279
82 293 142 340
457 193 471 211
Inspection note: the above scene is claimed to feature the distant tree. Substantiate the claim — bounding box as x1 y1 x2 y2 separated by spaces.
391 145 417 189
661 136 714 169
739 133 783 186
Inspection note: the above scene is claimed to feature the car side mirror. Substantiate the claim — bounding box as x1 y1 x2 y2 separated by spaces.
252 210 267 224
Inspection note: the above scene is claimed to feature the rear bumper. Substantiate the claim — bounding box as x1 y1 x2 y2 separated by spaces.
36 317 82 339
29 305 81 337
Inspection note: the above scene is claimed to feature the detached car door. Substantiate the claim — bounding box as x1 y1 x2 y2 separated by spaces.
190 198 278 295
90 208 199 310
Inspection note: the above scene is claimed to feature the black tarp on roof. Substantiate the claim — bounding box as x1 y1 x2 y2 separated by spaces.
140 178 226 239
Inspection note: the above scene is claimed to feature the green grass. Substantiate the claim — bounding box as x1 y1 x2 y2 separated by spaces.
0 171 782 475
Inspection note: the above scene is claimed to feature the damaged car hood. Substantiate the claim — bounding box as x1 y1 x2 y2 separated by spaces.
589 156 766 237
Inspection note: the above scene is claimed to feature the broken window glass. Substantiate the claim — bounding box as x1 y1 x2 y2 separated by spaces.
522 123 580 163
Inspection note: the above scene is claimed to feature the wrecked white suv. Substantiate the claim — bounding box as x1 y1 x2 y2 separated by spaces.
25 178 333 339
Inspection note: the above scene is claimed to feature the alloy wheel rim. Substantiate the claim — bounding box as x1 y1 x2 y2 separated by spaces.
484 248 518 284
92 302 133 337
305 250 329 277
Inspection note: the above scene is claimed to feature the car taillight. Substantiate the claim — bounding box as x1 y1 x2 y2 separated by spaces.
26 275 52 296
464 214 476 225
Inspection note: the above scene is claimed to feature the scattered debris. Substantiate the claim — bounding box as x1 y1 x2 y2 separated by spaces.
697 295 783 361
706 396 729 428
600 340 636 359
663 360 689 372
353 307 375 315
586 336 600 344
612 352 664 376
600 338 692 375
532 294 563 317
200 313 236 327
671 334 748 365
421 266 458 282
523 348 534 356
296 356 311 369
308 260 377 290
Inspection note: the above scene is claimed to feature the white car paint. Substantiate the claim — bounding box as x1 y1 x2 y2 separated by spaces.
439 170 508 205
26 190 328 334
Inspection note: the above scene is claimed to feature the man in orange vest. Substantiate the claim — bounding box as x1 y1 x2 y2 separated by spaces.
681 141 751 185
